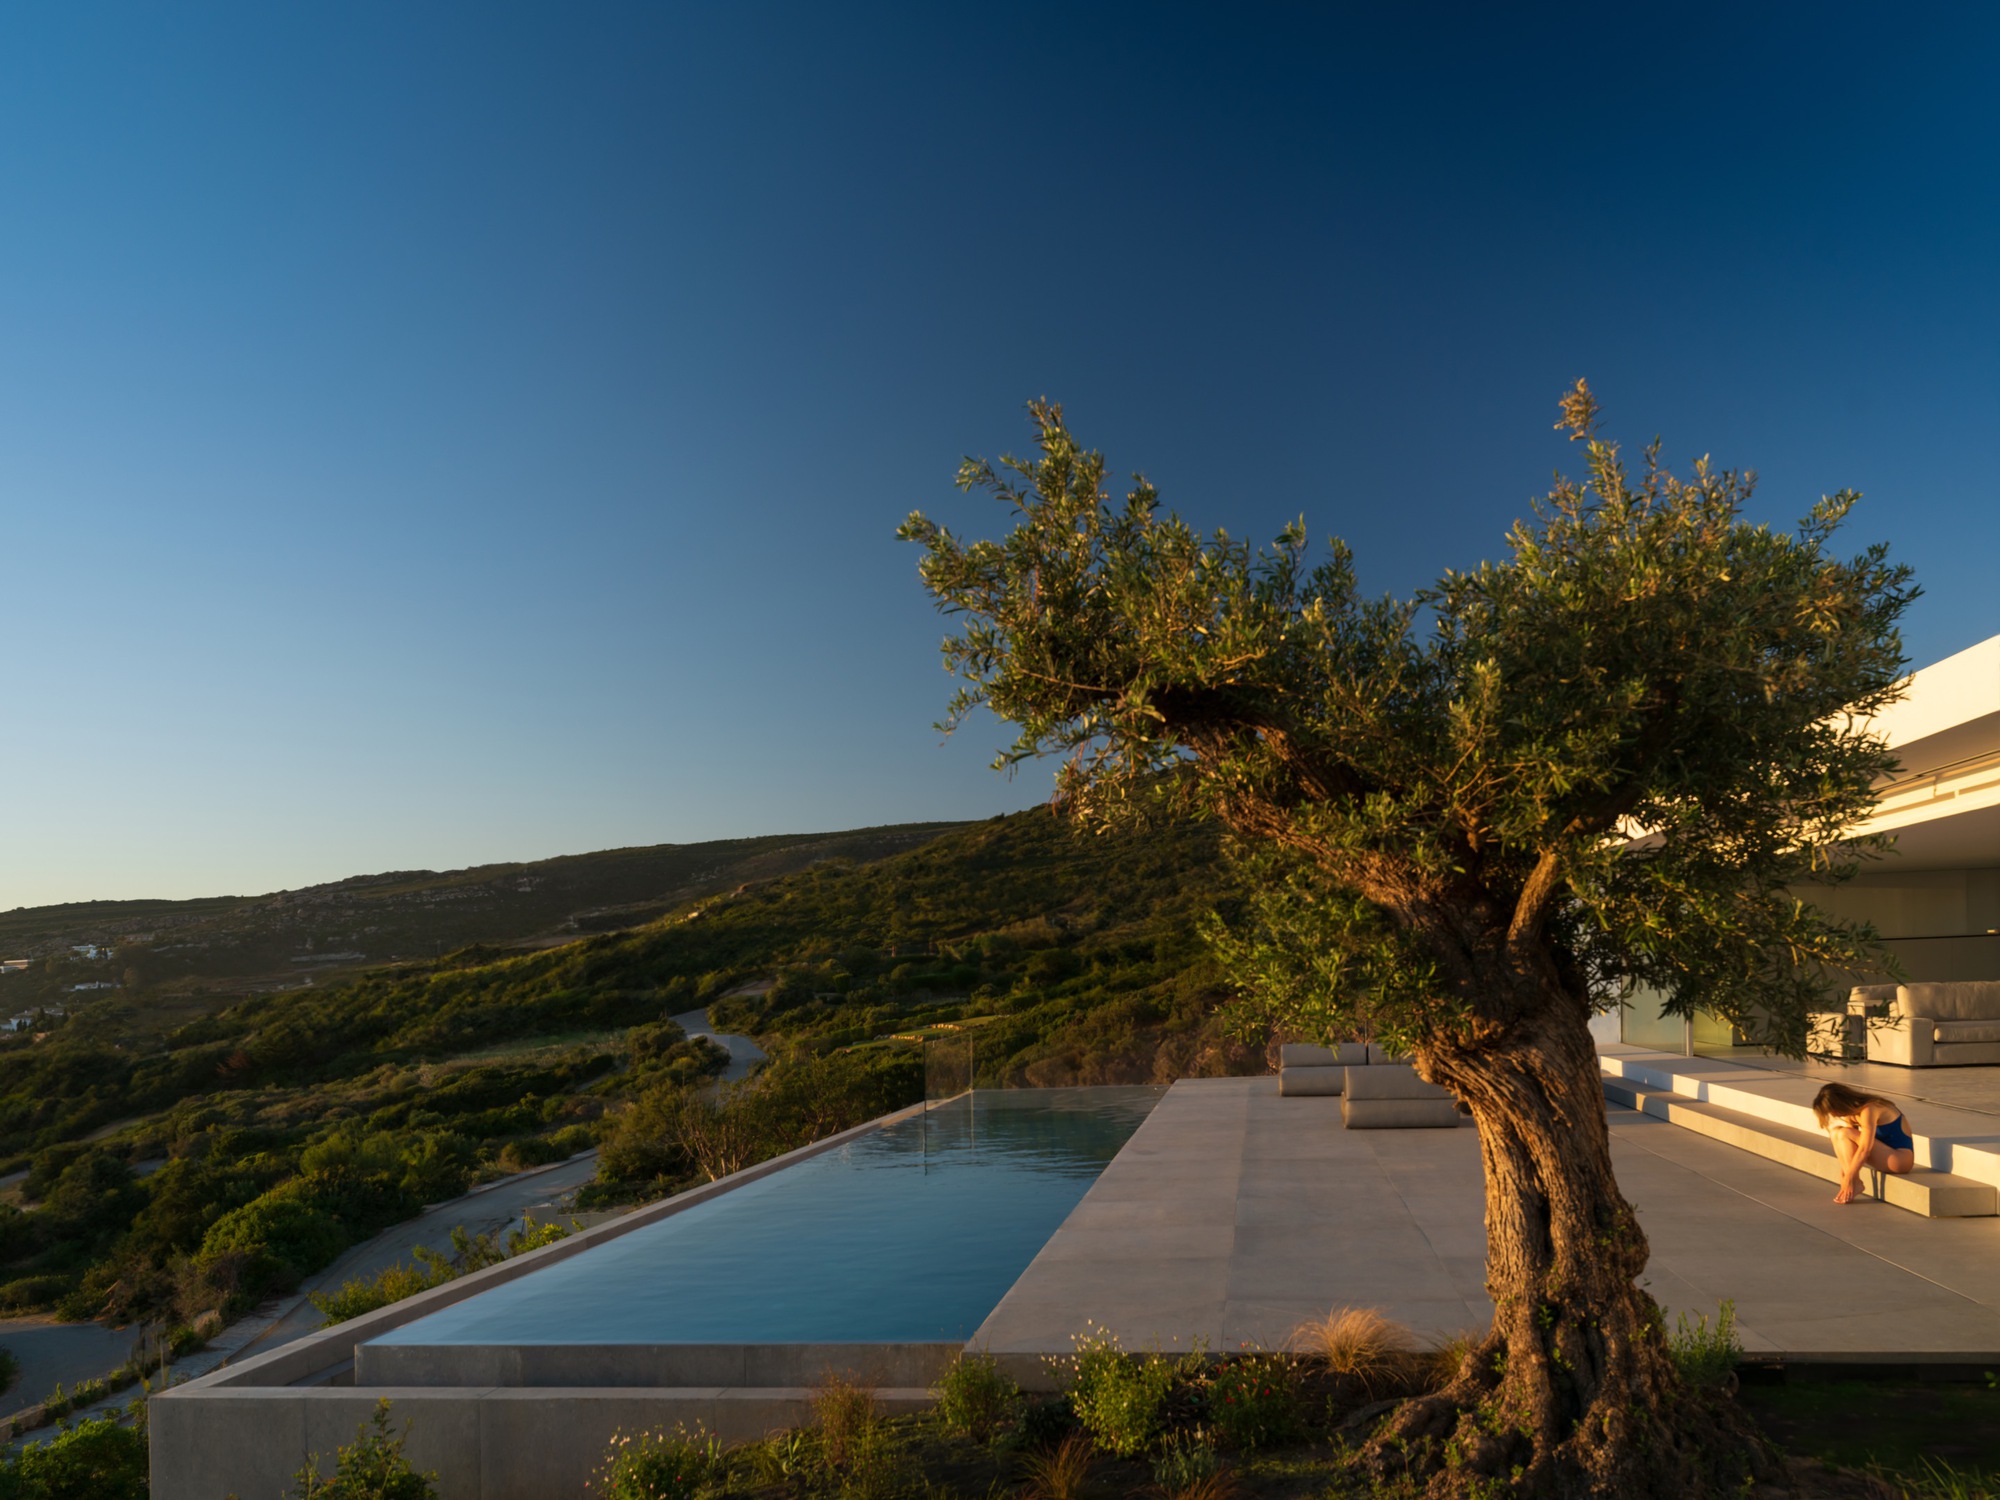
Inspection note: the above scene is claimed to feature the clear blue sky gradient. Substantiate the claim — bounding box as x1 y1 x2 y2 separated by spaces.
3 4 1996 909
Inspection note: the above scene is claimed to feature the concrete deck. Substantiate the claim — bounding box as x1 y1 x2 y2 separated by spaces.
973 1074 2000 1361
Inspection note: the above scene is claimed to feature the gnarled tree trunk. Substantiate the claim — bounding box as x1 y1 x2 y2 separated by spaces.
1362 994 1774 1498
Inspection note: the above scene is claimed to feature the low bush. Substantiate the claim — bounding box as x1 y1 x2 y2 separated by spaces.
1198 1354 1298 1451
930 1350 1023 1445
590 1424 726 1500
1055 1324 1190 1459
1668 1298 1741 1390
1152 1436 1239 1500
311 1215 576 1327
309 1259 450 1326
4 1417 149 1500
288 1399 435 1500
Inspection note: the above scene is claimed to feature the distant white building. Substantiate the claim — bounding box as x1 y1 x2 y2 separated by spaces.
0 960 29 975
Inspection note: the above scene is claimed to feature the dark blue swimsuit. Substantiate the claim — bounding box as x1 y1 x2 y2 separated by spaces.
1874 1113 1914 1153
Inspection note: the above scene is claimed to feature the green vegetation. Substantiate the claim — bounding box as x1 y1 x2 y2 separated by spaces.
929 1352 1024 1446
902 390 1913 1496
1738 1377 2000 1486
0 822 967 1006
1056 1324 1195 1459
557 1351 2000 1499
309 1213 575 1326
1667 1299 1743 1391
0 807 1248 1355
0 1416 150 1500
288 1399 436 1500
593 1424 728 1500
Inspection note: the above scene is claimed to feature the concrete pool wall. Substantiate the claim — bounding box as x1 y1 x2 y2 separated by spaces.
150 1099 945 1500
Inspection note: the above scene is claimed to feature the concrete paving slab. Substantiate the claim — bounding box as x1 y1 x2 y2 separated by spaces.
977 1076 2000 1364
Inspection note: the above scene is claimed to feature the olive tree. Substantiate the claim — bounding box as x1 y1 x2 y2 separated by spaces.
898 384 1914 1498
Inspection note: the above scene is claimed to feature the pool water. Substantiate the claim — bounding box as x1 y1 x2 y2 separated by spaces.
369 1085 1164 1346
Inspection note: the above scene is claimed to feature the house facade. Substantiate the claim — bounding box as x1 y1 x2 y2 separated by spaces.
1622 633 2000 1051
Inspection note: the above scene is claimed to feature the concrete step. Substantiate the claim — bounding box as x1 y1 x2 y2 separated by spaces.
1598 1047 2000 1192
1602 1075 1997 1218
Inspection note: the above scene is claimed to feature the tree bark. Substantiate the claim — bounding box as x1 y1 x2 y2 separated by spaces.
1357 997 1775 1498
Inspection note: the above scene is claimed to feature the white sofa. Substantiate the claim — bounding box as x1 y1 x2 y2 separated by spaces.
1862 982 2000 1067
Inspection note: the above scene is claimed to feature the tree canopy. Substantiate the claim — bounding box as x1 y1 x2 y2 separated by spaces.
902 383 1914 1060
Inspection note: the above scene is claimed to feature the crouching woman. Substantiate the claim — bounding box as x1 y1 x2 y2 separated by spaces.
1813 1082 1916 1204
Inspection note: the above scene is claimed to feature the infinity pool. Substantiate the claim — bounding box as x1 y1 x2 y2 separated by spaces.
368 1085 1163 1346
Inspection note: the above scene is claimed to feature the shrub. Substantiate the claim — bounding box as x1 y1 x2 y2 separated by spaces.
930 1350 1023 1444
199 1194 346 1286
7 1417 150 1500
1198 1354 1298 1450
811 1375 879 1472
1668 1299 1741 1390
1056 1324 1186 1459
590 1424 726 1500
1152 1437 1240 1500
288 1399 436 1499
311 1260 451 1327
312 1215 575 1326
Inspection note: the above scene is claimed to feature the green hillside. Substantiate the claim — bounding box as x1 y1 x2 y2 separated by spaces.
0 808 1258 1334
0 822 965 1023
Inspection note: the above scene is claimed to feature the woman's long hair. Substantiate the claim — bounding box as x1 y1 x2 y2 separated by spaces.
1812 1081 1900 1127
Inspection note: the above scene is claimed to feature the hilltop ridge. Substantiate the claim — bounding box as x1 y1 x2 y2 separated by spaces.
0 821 967 1008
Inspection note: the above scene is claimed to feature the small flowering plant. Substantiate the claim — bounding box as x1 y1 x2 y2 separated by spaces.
1047 1322 1202 1459
586 1425 727 1500
1197 1352 1300 1451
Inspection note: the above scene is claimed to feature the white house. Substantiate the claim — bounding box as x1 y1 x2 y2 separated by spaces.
1621 634 2000 1050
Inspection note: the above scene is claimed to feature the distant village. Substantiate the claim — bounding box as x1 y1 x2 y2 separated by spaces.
0 942 122 1032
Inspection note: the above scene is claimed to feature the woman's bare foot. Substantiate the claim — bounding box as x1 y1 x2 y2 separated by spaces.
1833 1181 1856 1204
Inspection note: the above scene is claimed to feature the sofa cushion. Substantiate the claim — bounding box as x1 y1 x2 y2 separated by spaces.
1341 1097 1462 1129
1279 1067 1346 1096
1934 1020 2000 1045
1280 1042 1367 1067
1898 982 2000 1023
1344 1063 1454 1102
1849 984 1899 1013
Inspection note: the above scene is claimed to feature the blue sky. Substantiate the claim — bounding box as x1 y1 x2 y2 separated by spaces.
3 4 1996 909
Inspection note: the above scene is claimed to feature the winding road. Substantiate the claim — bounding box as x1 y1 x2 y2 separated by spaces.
2 1008 765 1431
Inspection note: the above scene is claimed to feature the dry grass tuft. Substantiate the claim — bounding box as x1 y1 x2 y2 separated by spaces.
1155 1469 1241 1500
1289 1307 1417 1395
1019 1430 1096 1500
1423 1328 1484 1392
